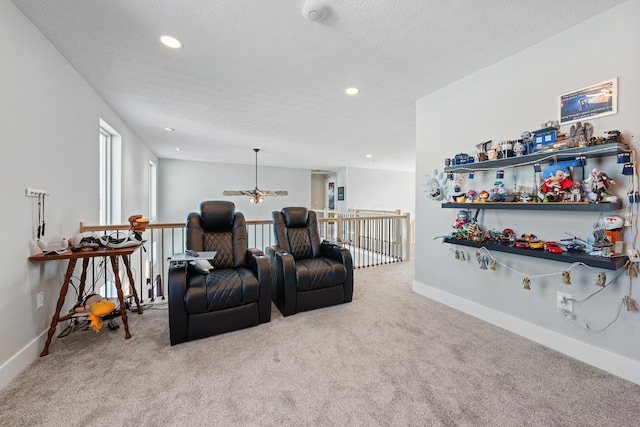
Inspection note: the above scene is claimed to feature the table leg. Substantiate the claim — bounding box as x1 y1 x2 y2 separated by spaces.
110 256 132 339
121 255 143 314
40 258 77 357
77 257 90 303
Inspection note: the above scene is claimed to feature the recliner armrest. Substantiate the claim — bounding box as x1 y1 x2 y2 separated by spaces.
265 245 298 316
321 243 353 268
168 263 189 345
245 248 271 324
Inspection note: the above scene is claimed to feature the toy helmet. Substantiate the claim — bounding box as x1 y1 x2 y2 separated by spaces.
457 210 470 221
599 216 624 230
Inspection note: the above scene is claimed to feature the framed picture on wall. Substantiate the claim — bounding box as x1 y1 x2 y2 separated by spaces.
559 78 617 124
338 186 344 201
328 182 335 209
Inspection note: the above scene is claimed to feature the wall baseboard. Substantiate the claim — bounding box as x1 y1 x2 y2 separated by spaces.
0 330 46 390
413 280 640 386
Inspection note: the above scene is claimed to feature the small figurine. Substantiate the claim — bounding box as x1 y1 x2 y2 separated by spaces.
454 210 470 229
570 122 593 145
478 255 489 269
596 272 607 288
477 190 490 203
540 168 574 202
466 189 477 203
451 185 466 203
513 141 526 156
467 223 485 242
583 168 616 202
490 181 507 202
568 182 583 202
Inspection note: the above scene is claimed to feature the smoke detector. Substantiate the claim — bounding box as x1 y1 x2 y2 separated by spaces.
302 1 327 22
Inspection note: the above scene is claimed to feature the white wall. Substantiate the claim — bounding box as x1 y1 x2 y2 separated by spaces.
414 0 640 384
158 159 311 223
0 1 157 389
345 167 415 216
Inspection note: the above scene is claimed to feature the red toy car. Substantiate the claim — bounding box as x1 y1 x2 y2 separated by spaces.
545 241 563 254
514 239 529 249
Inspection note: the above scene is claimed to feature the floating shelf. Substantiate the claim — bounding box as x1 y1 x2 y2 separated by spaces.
441 201 622 211
442 238 627 270
444 143 628 173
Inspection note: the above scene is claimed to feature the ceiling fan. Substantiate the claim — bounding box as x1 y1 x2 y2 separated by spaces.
223 148 288 203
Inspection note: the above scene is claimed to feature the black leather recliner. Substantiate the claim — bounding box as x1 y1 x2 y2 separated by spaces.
266 207 353 316
168 201 271 345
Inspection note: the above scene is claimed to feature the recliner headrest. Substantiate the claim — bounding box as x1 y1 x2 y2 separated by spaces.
200 200 236 231
281 207 309 228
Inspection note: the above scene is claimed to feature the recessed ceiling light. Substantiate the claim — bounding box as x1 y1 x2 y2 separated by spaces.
160 35 182 49
346 87 359 95
366 154 373 158
175 147 181 152
164 127 175 132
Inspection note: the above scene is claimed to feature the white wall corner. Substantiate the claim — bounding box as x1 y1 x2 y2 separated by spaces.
412 280 640 386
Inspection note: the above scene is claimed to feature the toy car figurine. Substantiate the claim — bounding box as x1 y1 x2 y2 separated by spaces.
545 241 563 254
514 239 529 249
499 228 515 245
529 239 544 250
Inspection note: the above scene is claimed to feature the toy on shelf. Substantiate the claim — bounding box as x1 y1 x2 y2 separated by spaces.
539 167 574 202
490 181 507 202
583 168 617 202
466 189 477 203
454 210 470 230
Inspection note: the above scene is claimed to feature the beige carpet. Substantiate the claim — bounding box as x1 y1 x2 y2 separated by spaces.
1 260 639 426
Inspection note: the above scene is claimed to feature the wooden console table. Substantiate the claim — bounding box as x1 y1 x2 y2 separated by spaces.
29 246 143 356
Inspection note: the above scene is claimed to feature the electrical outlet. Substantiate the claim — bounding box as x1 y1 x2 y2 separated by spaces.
36 292 44 309
25 188 47 197
557 291 573 313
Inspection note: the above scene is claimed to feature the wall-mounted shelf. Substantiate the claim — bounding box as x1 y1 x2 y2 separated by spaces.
444 143 628 173
442 238 627 270
441 201 622 211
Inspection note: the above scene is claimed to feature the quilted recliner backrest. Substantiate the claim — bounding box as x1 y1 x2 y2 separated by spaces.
272 207 321 260
186 200 248 269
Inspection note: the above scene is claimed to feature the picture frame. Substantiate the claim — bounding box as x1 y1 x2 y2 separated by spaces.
338 186 344 201
559 78 617 125
328 182 335 209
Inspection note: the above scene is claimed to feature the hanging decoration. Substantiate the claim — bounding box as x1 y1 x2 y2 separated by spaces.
624 296 638 312
562 271 571 285
423 170 448 201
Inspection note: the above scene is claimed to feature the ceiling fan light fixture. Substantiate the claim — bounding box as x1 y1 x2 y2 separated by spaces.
223 148 288 202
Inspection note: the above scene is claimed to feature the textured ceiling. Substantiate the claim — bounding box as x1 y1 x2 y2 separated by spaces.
12 0 626 172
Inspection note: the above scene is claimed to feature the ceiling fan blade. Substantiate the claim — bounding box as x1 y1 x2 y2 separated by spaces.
223 190 247 196
260 190 288 197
